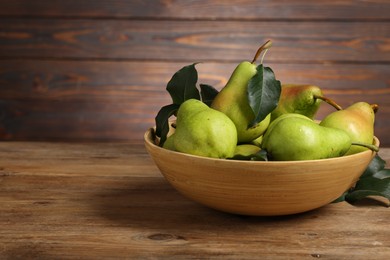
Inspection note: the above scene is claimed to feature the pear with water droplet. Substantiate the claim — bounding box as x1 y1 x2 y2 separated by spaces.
320 102 378 155
173 99 237 158
262 113 351 161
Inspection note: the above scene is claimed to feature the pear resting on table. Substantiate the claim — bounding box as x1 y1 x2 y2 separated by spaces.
157 41 379 161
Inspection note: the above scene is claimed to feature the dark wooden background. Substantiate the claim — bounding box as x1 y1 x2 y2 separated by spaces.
0 0 389 146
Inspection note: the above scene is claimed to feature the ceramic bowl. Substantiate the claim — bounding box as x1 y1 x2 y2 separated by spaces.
144 128 379 216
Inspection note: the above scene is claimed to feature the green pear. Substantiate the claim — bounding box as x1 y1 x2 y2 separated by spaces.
251 135 263 147
262 114 351 161
229 144 266 161
173 99 237 159
162 133 176 151
319 102 377 155
211 60 271 143
270 84 341 122
233 144 261 157
262 113 311 142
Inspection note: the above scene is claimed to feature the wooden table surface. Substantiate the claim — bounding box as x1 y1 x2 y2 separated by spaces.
1 142 389 259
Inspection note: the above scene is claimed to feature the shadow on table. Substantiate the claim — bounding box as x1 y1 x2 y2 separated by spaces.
93 177 329 233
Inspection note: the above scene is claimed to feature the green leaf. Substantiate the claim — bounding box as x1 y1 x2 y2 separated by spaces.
166 64 200 105
229 150 269 161
200 84 219 106
373 169 390 179
247 65 281 128
345 176 390 205
334 154 390 204
332 191 348 203
360 154 386 179
250 149 269 161
155 103 180 147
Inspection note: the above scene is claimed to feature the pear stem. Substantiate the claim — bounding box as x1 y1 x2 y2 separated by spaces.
260 49 269 64
251 40 273 64
313 95 342 110
351 142 379 153
371 103 379 113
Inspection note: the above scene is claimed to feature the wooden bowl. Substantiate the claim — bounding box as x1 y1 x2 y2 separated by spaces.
144 128 379 216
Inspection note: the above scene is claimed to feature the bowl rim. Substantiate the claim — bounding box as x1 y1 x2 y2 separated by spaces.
144 128 379 165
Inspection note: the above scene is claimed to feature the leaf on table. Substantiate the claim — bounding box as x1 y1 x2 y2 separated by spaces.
373 169 390 179
332 191 348 203
200 84 219 107
334 154 390 206
155 103 180 147
166 63 200 105
247 65 281 128
360 154 386 178
345 176 390 206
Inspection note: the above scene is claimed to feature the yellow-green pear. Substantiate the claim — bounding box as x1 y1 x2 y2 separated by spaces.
162 133 176 151
319 102 377 155
262 113 351 161
261 113 311 145
173 99 237 158
211 61 271 143
233 144 261 157
251 135 263 147
211 41 277 144
270 84 341 122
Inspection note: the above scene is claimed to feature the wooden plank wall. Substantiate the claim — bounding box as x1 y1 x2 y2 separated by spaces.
0 0 389 146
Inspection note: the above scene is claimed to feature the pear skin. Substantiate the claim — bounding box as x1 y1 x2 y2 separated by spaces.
270 84 323 122
174 99 237 159
251 135 263 147
233 144 261 157
211 61 270 143
261 113 311 148
262 114 351 161
320 102 376 155
162 133 176 151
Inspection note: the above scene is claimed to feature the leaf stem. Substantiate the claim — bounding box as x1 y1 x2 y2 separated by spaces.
251 40 273 64
314 95 342 110
351 142 380 152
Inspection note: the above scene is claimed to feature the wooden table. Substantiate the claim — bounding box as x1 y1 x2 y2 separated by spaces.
1 142 389 259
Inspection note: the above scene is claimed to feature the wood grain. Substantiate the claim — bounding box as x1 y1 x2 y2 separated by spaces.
0 0 389 20
0 60 389 145
0 1 389 144
0 1 389 257
0 142 389 259
0 19 389 62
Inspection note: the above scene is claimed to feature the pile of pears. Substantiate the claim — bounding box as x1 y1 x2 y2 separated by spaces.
159 42 379 161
